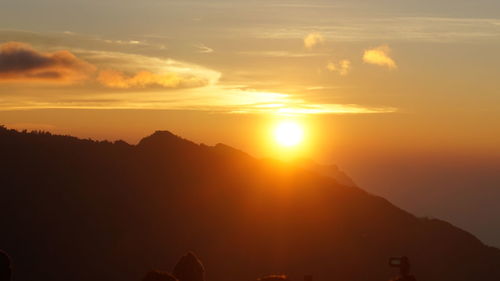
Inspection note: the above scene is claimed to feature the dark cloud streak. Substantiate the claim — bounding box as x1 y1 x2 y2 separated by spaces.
0 42 96 83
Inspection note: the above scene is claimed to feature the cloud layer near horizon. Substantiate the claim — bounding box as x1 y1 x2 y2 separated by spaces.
0 42 96 83
0 35 397 116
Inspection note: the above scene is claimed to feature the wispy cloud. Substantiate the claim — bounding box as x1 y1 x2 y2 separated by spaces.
97 69 210 89
195 44 214 54
0 84 397 116
0 31 396 116
230 103 397 115
254 17 500 42
363 45 397 69
304 32 324 49
0 42 96 83
0 40 220 90
79 49 221 89
326 59 351 75
224 89 397 115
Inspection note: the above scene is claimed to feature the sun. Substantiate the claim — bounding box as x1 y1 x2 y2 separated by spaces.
274 121 304 147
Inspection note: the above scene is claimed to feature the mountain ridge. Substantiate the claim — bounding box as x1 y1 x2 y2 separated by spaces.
1 126 499 281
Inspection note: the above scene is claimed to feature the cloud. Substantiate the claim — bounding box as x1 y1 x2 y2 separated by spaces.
221 89 397 115
0 82 397 115
304 32 324 49
195 44 214 54
0 42 96 83
0 32 396 115
254 17 500 43
79 50 221 89
97 70 210 89
363 45 397 69
326 59 351 75
0 41 217 89
107 39 140 44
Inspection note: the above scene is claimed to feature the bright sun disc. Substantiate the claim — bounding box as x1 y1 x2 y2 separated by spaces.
274 121 304 147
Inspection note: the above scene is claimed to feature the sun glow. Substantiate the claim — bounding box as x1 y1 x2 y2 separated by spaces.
274 121 304 147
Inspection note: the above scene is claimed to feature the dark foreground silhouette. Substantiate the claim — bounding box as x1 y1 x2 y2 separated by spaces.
389 257 416 281
143 271 177 281
1 126 499 281
3 248 415 281
0 251 11 281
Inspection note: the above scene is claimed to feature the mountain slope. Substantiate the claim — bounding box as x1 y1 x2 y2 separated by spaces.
0 127 499 281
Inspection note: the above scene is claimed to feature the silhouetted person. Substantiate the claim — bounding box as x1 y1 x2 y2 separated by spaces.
390 256 416 281
258 275 288 281
143 270 178 281
172 252 205 281
0 250 12 281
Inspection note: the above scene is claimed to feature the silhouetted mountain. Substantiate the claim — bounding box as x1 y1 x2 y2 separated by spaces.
292 158 357 187
138 131 198 151
1 126 499 281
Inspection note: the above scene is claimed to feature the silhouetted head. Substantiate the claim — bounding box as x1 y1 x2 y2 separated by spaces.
143 270 178 281
0 250 12 281
258 274 288 281
172 252 205 281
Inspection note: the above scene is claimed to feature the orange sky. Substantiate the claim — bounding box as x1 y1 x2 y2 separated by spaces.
1 0 500 247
